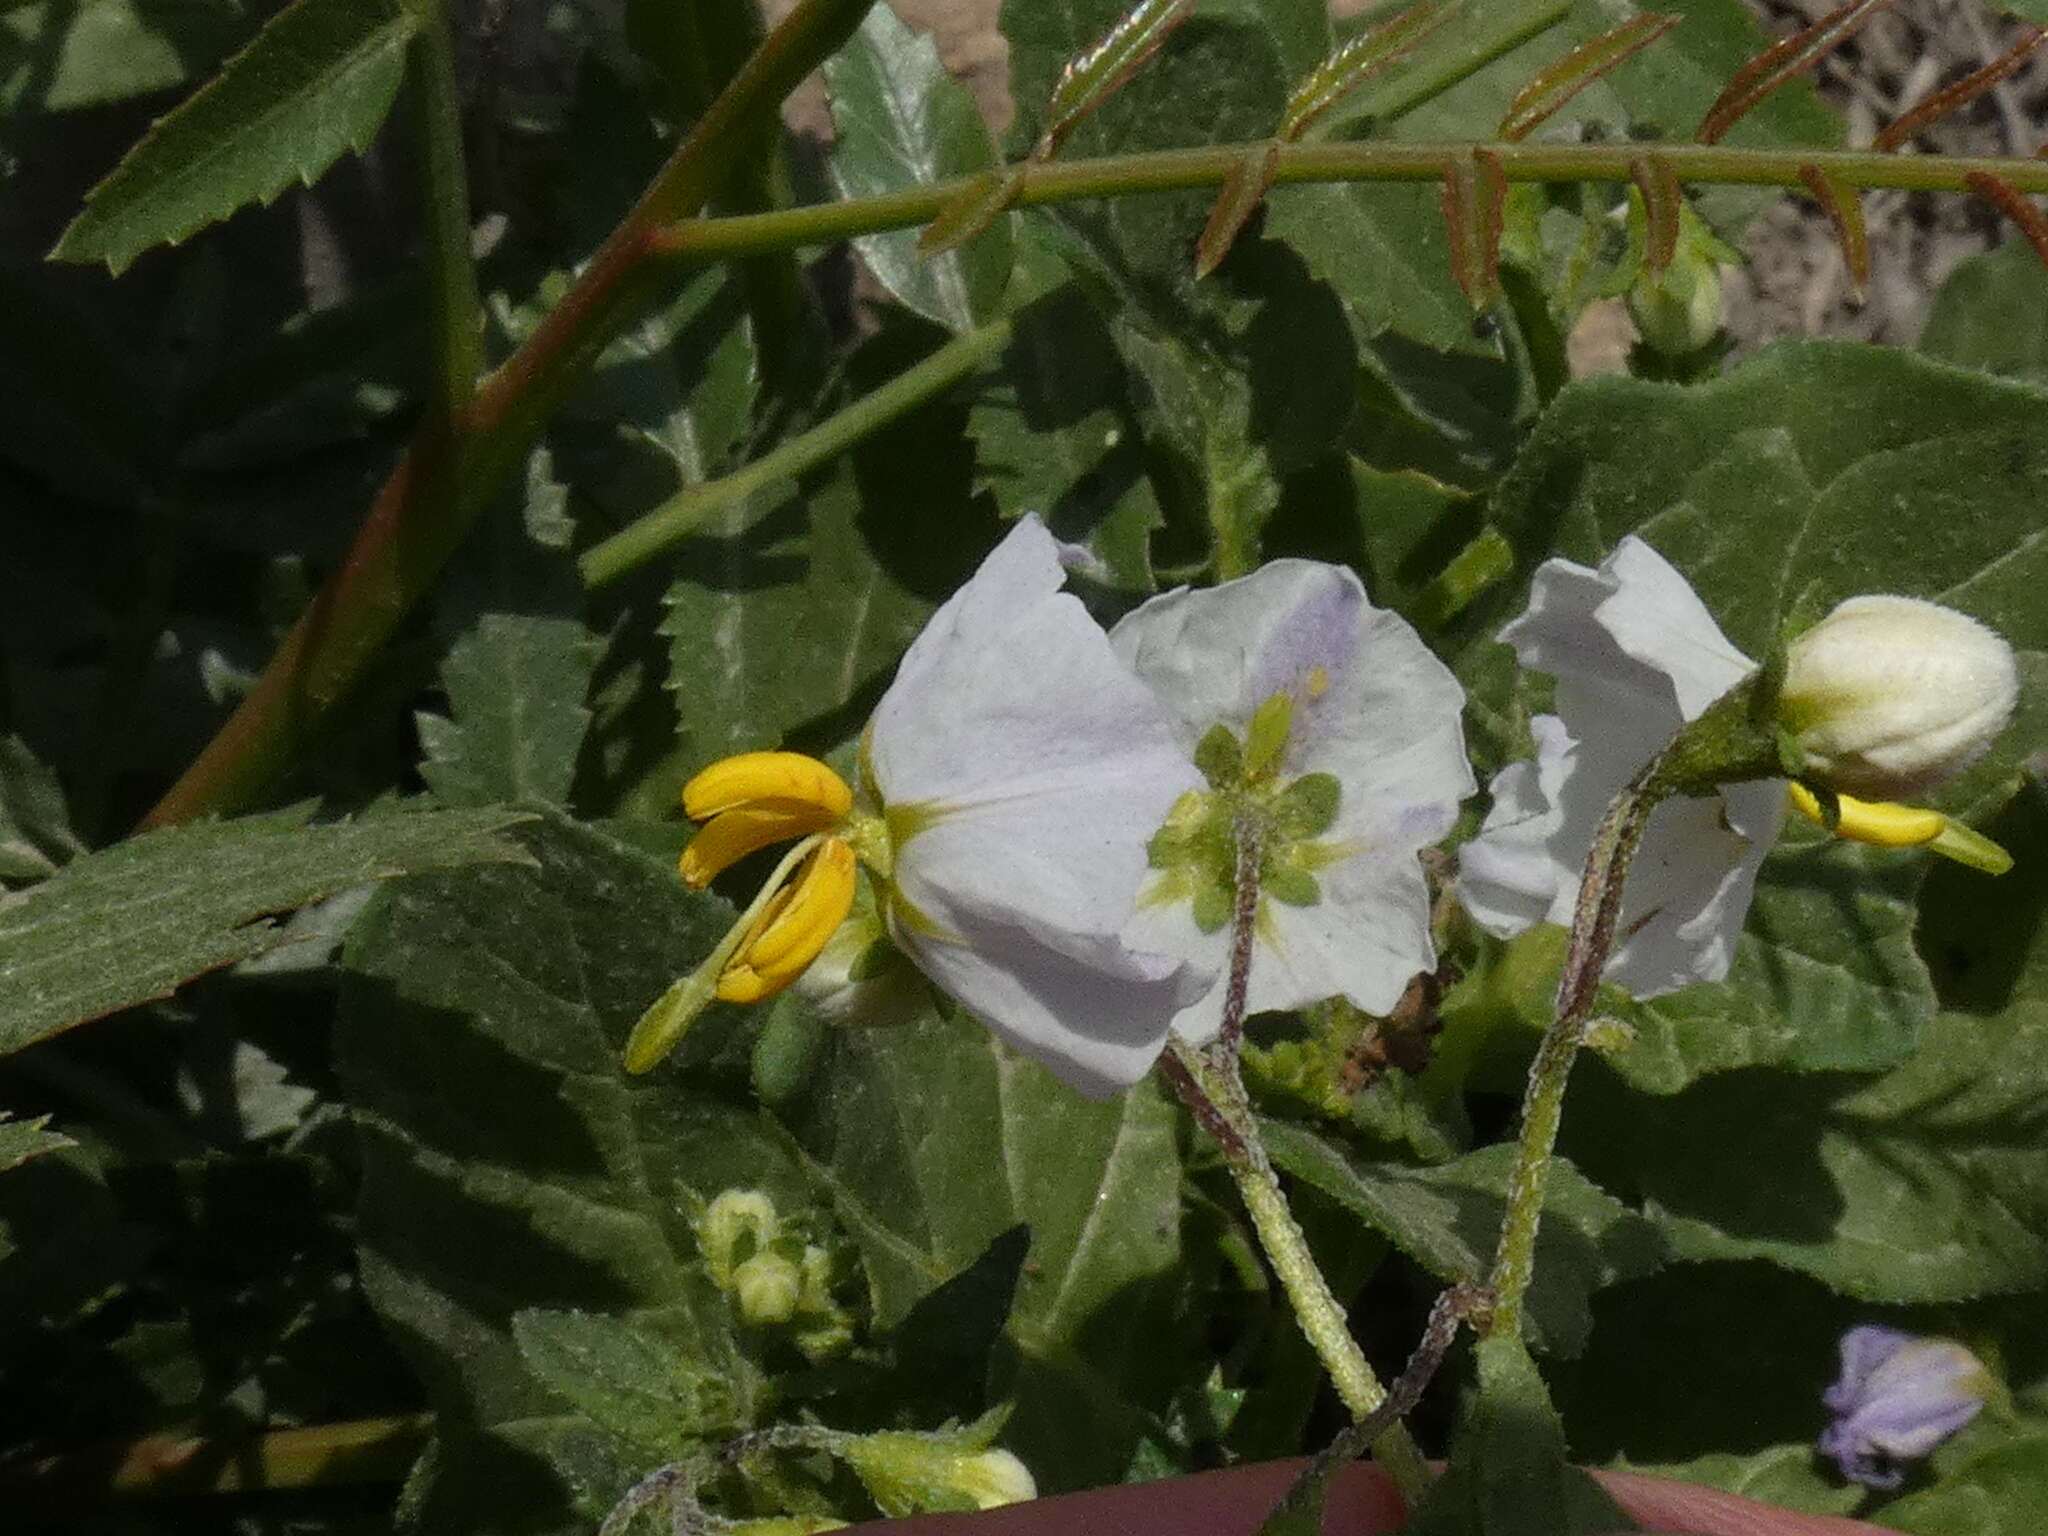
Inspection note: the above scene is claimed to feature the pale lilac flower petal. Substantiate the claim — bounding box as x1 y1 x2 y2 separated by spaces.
1819 1326 1989 1489
1112 561 1473 1040
867 516 1215 1096
1459 536 1784 997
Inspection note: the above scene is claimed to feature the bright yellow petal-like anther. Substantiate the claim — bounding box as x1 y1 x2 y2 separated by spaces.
681 804 842 889
684 751 853 822
1788 782 1944 848
1787 782 2012 876
717 838 858 1003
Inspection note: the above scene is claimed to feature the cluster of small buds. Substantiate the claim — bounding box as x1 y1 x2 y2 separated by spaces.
694 1189 852 1360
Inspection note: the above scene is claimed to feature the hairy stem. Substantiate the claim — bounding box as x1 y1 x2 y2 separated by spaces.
139 0 881 828
580 314 1014 588
1485 755 1669 1339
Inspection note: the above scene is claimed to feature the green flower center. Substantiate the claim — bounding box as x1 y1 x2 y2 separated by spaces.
1142 690 1350 935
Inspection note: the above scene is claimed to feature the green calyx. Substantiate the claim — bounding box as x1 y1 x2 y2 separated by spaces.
1653 661 1802 798
1145 696 1347 935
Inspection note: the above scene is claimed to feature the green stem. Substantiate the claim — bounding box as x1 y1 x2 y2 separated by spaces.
1485 755 1669 1340
1162 1041 1431 1502
580 314 1014 588
398 0 483 426
652 138 2048 268
138 0 881 829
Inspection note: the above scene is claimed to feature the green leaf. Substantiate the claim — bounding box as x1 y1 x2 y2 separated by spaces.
1630 1444 1863 1519
966 274 1162 591
1472 341 2048 1090
417 612 601 809
0 733 83 886
1882 1433 2048 1534
1261 1121 1663 1357
513 1309 744 1461
0 807 532 1056
1034 0 1193 156
50 0 417 274
1406 1335 1633 1536
1 0 252 113
0 1112 73 1174
1565 1006 2048 1303
659 392 997 773
1273 0 1838 354
1920 240 2048 387
826 4 1012 333
785 1009 1189 1490
342 812 781 1532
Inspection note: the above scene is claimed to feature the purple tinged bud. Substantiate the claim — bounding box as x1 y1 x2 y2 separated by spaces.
1819 1325 1990 1489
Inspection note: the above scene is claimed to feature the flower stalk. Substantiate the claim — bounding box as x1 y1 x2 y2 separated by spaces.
1158 804 1432 1502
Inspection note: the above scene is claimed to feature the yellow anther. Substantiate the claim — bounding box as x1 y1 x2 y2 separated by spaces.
717 838 858 1003
1787 782 1943 848
682 803 842 889
1787 782 2012 876
683 751 853 823
1306 665 1329 699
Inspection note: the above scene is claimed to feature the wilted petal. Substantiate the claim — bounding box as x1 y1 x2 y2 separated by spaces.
1460 536 1780 997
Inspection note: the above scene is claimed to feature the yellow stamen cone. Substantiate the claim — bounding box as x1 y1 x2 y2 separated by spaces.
717 838 858 1003
684 752 853 822
682 804 842 889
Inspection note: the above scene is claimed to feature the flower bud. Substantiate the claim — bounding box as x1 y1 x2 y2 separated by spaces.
694 1188 779 1291
840 1428 1036 1517
1820 1325 1992 1489
1626 200 1734 357
1781 595 2018 799
732 1249 804 1328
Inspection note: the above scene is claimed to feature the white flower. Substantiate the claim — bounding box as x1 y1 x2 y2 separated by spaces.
629 517 1214 1096
1108 561 1474 1041
860 516 1217 1094
1458 536 1785 998
1782 594 2018 799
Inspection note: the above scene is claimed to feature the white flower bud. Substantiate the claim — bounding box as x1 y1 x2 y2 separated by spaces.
1781 595 2018 799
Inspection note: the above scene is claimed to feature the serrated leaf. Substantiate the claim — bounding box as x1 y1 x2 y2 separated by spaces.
341 812 781 1531
513 1309 743 1460
1261 1122 1663 1357
0 807 533 1056
660 398 995 773
419 606 601 809
1469 342 2048 1090
50 0 417 273
1 0 252 113
0 1112 73 1174
785 1009 1190 1490
825 4 1012 332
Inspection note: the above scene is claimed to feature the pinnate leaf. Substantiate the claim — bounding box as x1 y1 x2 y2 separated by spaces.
0 807 532 1056
50 0 416 273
